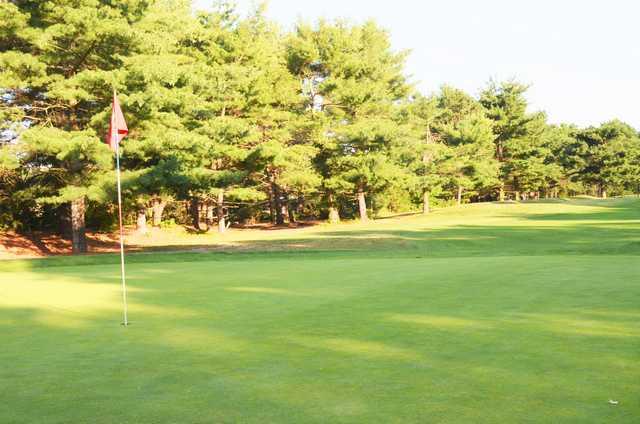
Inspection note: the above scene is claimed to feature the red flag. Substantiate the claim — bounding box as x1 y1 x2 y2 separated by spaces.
106 91 128 151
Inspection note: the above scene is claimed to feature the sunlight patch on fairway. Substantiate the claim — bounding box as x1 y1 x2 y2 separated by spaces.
387 314 492 329
429 236 495 241
511 313 640 338
0 307 85 329
0 276 127 312
287 336 422 361
576 309 640 320
0 273 187 328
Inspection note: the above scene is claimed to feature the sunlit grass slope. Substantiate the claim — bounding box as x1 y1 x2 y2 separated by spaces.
1 198 639 423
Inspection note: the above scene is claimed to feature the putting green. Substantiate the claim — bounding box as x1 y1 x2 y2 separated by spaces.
1 198 639 423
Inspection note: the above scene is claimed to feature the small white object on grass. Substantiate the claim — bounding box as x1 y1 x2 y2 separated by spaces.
608 400 619 405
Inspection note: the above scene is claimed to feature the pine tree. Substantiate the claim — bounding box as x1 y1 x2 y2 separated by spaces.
19 128 112 252
433 87 498 204
577 120 640 197
288 20 410 221
394 95 444 214
480 81 557 200
0 0 149 251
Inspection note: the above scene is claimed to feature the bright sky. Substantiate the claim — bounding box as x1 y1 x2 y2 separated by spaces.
193 0 639 129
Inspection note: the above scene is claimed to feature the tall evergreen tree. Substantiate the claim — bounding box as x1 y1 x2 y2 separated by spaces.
480 80 557 200
433 86 498 204
576 120 640 197
0 0 150 251
395 95 444 214
288 20 410 221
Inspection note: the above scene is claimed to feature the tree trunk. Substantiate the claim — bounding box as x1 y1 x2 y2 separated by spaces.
190 198 201 230
217 190 226 234
357 188 368 222
421 147 432 215
136 207 147 234
204 201 214 232
273 182 284 225
514 191 520 201
70 197 87 254
457 185 463 205
288 200 296 224
269 183 276 224
152 198 166 227
422 190 430 214
499 183 505 202
328 193 340 224
281 199 289 224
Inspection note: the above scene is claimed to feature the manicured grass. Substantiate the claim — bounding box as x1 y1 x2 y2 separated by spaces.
1 198 639 423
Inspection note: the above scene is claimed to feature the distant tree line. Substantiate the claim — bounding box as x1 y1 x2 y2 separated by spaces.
2 1 640 252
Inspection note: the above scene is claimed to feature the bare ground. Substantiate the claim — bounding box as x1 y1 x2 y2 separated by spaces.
0 222 324 260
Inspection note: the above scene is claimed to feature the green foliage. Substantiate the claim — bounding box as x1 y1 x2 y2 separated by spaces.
576 120 640 196
287 20 411 219
1 1 639 234
480 81 572 198
19 127 112 203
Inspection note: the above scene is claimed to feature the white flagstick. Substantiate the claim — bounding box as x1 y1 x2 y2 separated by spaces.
114 128 129 326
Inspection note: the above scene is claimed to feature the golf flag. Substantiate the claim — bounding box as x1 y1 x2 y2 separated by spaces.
107 90 130 326
107 92 128 150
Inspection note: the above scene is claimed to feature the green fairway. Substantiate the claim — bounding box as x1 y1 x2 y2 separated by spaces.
1 198 639 423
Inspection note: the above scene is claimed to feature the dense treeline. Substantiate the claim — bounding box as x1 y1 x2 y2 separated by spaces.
1 1 639 252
